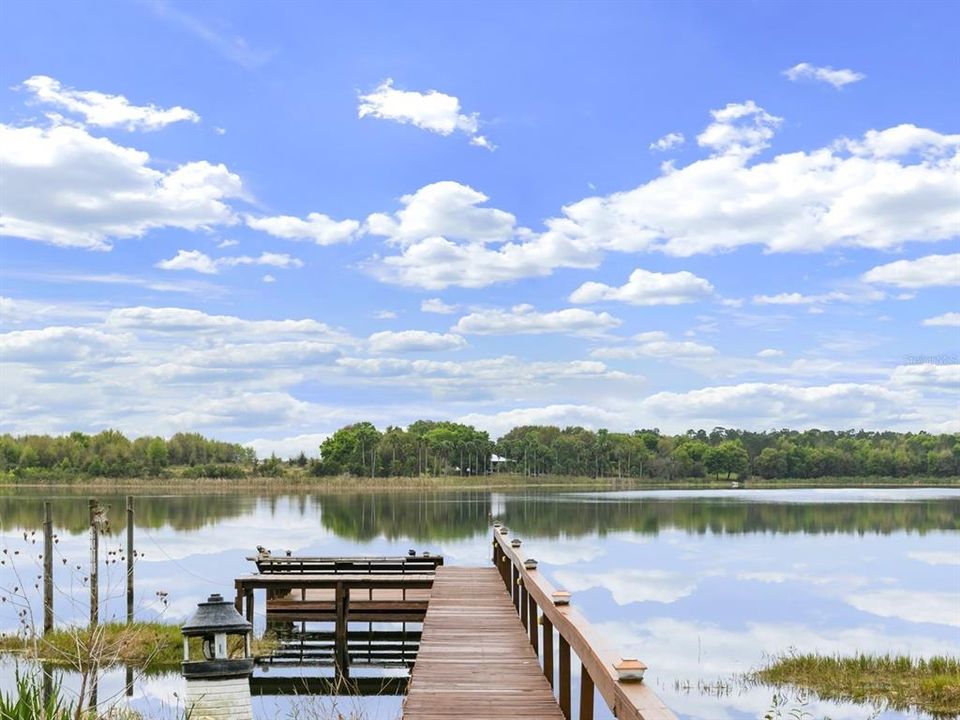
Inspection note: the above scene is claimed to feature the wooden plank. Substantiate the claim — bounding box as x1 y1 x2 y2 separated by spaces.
236 573 434 590
403 566 564 720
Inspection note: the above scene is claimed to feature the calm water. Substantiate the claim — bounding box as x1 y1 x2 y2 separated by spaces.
1 486 958 720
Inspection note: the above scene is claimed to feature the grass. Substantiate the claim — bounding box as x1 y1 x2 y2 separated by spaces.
0 622 278 673
4 472 958 492
0 622 182 672
754 653 960 717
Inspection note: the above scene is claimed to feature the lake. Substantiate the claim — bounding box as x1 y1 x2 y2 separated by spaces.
1 486 958 720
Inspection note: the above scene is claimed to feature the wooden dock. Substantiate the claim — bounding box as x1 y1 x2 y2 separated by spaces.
234 540 675 719
402 566 565 720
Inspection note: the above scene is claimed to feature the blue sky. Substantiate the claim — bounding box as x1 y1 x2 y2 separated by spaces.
1 0 958 456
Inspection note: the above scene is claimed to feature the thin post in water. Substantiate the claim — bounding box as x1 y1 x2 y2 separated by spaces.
43 501 53 635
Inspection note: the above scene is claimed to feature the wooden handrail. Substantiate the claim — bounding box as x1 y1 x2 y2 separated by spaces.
493 530 676 720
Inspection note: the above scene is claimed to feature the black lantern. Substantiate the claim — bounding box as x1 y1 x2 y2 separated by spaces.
181 593 254 679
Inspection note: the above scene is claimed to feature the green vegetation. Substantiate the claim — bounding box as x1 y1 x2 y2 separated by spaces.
0 622 181 671
755 653 960 717
0 667 73 720
2 424 958 483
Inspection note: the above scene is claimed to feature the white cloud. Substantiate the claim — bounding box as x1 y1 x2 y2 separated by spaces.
863 253 960 288
246 212 360 245
757 348 784 358
696 100 782 157
552 569 697 605
366 181 515 246
650 132 685 151
889 363 960 390
262 274 276 283
923 312 960 327
847 589 960 627
591 331 716 359
569 268 714 306
368 113 960 288
458 404 625 438
245 433 329 460
373 310 398 320
783 62 866 89
753 288 885 305
357 78 493 149
367 330 467 354
21 75 200 131
421 298 458 314
155 249 219 274
453 304 620 336
0 326 128 362
156 250 303 274
0 124 244 250
640 381 922 427
217 239 238 248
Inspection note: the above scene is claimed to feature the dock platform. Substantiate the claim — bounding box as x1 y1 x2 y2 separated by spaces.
402 566 564 720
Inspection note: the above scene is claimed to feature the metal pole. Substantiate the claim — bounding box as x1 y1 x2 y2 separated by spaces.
43 501 53 635
126 496 134 624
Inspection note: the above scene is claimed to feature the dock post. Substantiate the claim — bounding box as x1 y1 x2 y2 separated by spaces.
126 496 134 625
579 663 595 720
42 502 53 635
559 635 571 719
520 584 529 629
542 616 554 687
528 592 538 653
512 565 520 611
335 581 350 679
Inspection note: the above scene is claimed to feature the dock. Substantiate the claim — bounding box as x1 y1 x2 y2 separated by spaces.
235 533 676 720
402 565 564 719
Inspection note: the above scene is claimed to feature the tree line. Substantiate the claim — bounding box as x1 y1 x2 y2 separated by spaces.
1 424 958 481
315 422 959 480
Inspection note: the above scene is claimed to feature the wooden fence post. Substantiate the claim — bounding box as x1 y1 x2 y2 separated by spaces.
542 616 554 688
126 496 134 625
559 634 571 720
579 663 594 720
43 502 53 635
89 499 98 628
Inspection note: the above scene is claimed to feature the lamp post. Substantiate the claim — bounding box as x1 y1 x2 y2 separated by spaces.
181 593 254 720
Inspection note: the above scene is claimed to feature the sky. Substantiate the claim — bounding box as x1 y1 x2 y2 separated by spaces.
1 0 958 458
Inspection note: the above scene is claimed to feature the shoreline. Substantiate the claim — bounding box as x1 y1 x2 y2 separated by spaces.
2 474 958 494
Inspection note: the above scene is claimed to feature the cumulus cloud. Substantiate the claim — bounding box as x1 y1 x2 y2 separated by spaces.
246 212 360 245
0 124 244 250
863 253 960 288
923 312 960 327
889 363 960 390
245 433 329 460
783 62 866 89
757 348 784 358
650 132 684 151
367 110 960 287
358 79 493 149
553 569 698 605
569 268 714 305
0 326 128 362
458 404 625 438
366 181 515 246
453 304 620 336
421 298 459 314
367 330 467 354
696 100 782 157
21 75 200 130
590 331 716 359
640 381 922 428
156 250 303 274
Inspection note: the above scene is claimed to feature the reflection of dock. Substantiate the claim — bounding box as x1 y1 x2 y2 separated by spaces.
234 541 676 719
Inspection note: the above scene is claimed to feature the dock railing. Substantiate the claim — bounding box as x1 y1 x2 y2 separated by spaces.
493 528 677 720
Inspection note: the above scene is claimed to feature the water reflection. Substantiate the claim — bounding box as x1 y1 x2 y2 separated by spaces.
1 486 957 720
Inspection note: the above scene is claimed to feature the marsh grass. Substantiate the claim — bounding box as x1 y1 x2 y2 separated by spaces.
755 653 960 717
